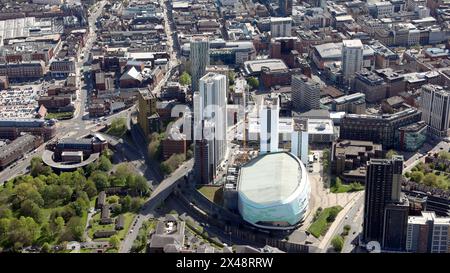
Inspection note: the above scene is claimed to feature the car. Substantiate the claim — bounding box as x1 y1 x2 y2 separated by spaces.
345 215 349 219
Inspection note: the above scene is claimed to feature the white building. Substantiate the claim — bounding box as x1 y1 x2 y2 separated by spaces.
420 84 450 139
190 36 210 92
374 1 394 17
291 119 309 166
270 17 292 38
260 96 280 153
406 212 450 253
197 73 228 168
291 74 321 112
342 39 364 84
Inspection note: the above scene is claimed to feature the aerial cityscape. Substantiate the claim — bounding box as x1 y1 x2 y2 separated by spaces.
1 0 450 256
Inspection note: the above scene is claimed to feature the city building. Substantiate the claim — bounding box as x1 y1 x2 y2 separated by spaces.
148 215 185 253
353 69 387 103
331 140 383 183
291 118 309 166
331 93 366 114
194 73 228 184
406 211 450 253
339 106 422 149
397 121 427 151
260 95 280 154
279 0 293 17
420 84 450 139
341 39 364 84
291 75 321 112
53 135 108 160
190 36 210 92
306 119 337 143
0 118 56 141
270 17 292 38
363 156 409 251
237 152 310 230
0 134 43 170
137 89 157 138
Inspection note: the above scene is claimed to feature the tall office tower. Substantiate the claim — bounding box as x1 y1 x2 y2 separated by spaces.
190 36 210 92
193 73 228 184
406 212 450 253
420 84 450 139
194 138 211 184
291 118 309 166
270 17 292 37
260 95 280 153
291 74 321 112
279 0 293 16
342 39 364 85
363 155 409 251
137 89 157 138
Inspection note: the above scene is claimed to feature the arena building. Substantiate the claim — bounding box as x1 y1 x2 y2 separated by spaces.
237 152 310 230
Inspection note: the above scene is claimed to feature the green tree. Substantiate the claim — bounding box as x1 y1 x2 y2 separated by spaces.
41 242 51 253
120 196 132 212
423 173 438 187
19 200 44 223
109 235 120 249
98 155 112 172
52 217 65 237
65 216 84 241
90 171 110 190
131 197 144 213
7 217 40 247
246 77 259 90
30 157 52 177
83 180 97 199
0 218 10 243
410 171 424 183
386 149 398 159
106 118 127 137
179 71 192 86
228 70 236 86
331 235 344 252
130 175 149 197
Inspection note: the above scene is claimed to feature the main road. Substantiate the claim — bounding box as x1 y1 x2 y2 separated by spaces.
119 159 193 253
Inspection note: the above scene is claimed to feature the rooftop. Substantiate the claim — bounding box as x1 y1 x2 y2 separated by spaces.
238 152 303 205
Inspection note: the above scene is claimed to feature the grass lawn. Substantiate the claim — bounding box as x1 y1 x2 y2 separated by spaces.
197 186 223 205
116 212 134 241
45 111 74 120
331 183 364 193
308 206 343 238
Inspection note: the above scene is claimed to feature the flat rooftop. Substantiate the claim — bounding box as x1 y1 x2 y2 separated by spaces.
238 152 302 205
243 59 288 75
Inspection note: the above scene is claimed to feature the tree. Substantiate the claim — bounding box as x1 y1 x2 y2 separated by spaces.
83 180 97 199
131 197 144 213
386 149 398 159
331 235 344 252
106 118 127 137
19 200 44 223
246 77 259 90
30 157 52 177
90 171 110 190
327 207 341 222
65 216 84 241
131 175 149 197
120 196 132 212
41 242 51 253
179 71 191 86
52 217 65 237
109 235 120 249
7 217 40 247
98 155 112 172
0 218 10 243
410 171 424 183
228 71 236 86
423 173 438 187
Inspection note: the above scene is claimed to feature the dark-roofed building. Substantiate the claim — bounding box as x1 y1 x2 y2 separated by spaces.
100 205 112 225
331 140 383 183
148 215 185 253
0 118 56 141
353 69 387 103
115 214 125 230
96 191 106 209
0 134 43 170
93 230 116 238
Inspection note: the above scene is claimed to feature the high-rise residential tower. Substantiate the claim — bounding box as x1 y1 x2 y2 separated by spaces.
190 36 210 92
260 95 280 154
363 155 409 251
193 73 228 184
342 39 364 85
279 0 293 16
420 84 450 139
291 74 321 112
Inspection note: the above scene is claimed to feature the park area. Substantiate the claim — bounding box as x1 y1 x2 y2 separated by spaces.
308 206 343 238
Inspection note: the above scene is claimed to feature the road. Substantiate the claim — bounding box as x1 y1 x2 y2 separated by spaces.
119 159 193 253
320 192 365 252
